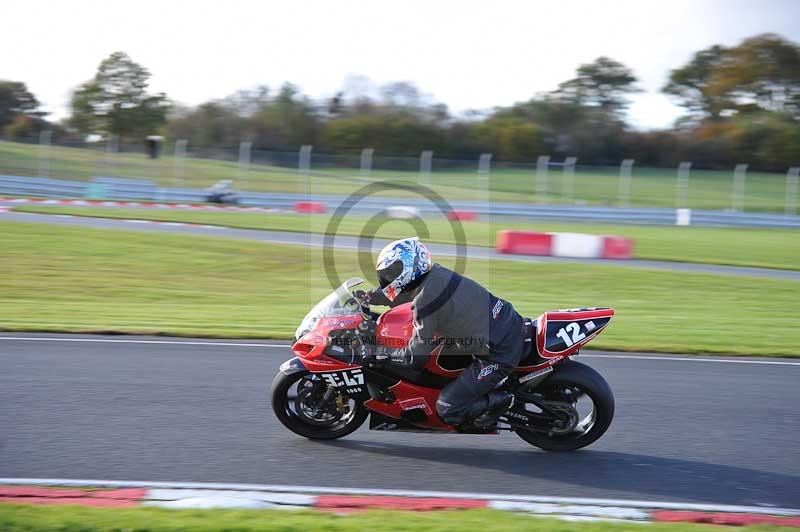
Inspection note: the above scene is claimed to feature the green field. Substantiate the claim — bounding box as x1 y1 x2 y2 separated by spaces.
15 205 800 270
1 139 794 211
4 504 794 532
2 220 799 355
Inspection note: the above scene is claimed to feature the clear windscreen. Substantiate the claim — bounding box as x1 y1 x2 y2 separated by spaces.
294 278 364 339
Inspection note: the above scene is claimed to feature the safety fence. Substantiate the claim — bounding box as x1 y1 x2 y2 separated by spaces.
2 174 799 228
1 137 798 214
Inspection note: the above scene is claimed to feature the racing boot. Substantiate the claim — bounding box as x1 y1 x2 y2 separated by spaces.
472 391 514 428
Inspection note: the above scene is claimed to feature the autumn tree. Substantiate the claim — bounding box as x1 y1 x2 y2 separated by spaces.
69 52 169 140
552 57 641 117
664 35 800 120
663 45 728 119
0 80 45 130
709 34 800 119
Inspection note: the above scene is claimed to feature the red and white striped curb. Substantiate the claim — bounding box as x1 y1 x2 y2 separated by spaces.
0 197 283 213
1 479 799 526
497 230 634 259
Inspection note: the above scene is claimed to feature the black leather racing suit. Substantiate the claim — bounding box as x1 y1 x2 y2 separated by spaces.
369 264 526 425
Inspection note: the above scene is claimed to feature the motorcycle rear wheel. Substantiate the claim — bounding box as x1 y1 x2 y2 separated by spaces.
271 371 368 440
515 361 614 451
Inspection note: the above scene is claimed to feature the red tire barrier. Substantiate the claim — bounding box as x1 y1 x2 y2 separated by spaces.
601 235 634 259
446 210 477 221
294 201 327 214
652 510 800 527
315 495 487 511
0 486 146 508
496 230 553 255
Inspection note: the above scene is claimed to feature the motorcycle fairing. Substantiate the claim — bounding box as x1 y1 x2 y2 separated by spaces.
278 357 309 376
293 314 364 372
369 412 448 432
364 379 454 431
536 308 614 358
376 302 413 349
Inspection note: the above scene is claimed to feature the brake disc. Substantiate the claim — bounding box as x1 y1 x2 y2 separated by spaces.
295 386 340 425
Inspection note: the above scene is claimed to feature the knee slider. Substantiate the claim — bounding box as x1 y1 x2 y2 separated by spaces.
436 396 465 424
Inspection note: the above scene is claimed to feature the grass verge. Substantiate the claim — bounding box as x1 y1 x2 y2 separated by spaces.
1 504 797 532
2 220 799 355
14 205 800 271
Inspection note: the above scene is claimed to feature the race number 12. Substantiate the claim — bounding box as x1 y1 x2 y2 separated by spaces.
556 322 586 347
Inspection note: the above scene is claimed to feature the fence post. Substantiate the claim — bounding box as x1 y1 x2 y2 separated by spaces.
786 167 799 216
298 145 313 177
562 156 577 204
536 155 550 203
105 134 118 177
38 130 52 178
676 161 691 209
106 134 118 155
478 153 492 188
360 148 373 181
420 150 433 185
173 139 187 188
732 163 747 212
238 141 252 190
618 159 634 207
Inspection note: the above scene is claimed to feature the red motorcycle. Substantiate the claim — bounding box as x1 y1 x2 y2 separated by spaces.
272 278 615 451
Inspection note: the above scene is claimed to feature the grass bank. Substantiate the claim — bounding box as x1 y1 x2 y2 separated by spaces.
14 205 800 271
2 221 799 355
1 504 797 532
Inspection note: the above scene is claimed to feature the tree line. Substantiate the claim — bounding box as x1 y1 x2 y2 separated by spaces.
1 33 798 171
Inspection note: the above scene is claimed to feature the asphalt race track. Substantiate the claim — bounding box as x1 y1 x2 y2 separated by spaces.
2 334 799 507
2 210 799 281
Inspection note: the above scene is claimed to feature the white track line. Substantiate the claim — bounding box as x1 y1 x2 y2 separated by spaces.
581 354 800 366
1 478 798 516
0 336 285 348
0 336 797 365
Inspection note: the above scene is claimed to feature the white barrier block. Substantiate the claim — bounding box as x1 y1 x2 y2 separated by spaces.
147 488 315 506
382 206 421 219
676 208 691 226
552 233 602 258
489 500 650 520
146 496 274 509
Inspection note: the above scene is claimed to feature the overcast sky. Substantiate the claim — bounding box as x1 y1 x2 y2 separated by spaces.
2 0 799 129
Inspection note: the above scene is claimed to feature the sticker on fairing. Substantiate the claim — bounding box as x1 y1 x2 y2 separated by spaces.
319 368 364 388
399 397 433 415
519 366 553 383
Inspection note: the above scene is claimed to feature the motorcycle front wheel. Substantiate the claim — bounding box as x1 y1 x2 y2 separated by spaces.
514 360 614 451
271 371 368 440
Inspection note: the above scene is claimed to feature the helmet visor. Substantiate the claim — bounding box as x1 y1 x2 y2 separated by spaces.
377 260 404 289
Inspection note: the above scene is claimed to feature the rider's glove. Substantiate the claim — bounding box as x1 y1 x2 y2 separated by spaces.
353 289 370 305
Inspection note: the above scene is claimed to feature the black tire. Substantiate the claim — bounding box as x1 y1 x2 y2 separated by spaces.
515 360 614 451
271 371 368 440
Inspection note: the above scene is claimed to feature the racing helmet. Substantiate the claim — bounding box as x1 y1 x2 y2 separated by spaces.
376 237 432 302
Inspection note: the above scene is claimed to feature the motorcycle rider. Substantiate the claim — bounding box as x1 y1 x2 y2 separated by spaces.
363 237 527 428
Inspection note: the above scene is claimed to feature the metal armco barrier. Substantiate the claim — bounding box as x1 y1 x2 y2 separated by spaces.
1 175 799 229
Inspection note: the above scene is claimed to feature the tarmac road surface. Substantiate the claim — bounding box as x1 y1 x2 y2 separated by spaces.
2 334 799 507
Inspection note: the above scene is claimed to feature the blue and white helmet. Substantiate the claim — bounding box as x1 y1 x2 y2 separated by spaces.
376 237 432 302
